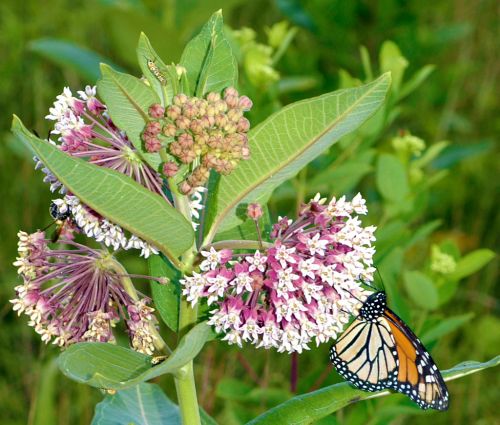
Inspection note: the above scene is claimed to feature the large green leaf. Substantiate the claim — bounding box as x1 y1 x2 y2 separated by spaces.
58 323 212 390
149 254 181 332
12 116 194 264
449 249 495 281
403 270 439 310
97 64 161 169
247 356 500 425
29 38 124 82
179 10 238 96
91 383 181 425
58 344 151 390
376 153 409 202
91 383 219 425
205 73 391 240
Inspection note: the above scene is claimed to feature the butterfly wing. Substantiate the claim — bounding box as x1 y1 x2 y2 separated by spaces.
384 309 449 410
330 317 399 392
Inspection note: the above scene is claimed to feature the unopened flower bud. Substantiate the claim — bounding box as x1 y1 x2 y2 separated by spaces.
178 133 194 147
145 137 162 153
206 104 217 117
179 180 193 195
163 123 177 137
162 161 179 177
148 104 165 119
238 96 253 111
247 203 263 220
144 121 162 136
215 99 228 113
183 102 198 118
166 105 182 120
190 119 204 135
225 95 239 109
173 93 188 106
227 109 243 123
206 92 221 103
241 146 251 160
224 87 239 98
236 117 250 133
175 116 191 130
215 113 228 128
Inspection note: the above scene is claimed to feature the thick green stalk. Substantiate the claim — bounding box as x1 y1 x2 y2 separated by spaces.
172 191 201 425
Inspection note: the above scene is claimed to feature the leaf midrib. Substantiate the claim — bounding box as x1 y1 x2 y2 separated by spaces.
208 75 389 239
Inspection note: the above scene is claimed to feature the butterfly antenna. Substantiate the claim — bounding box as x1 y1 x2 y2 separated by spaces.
375 267 386 292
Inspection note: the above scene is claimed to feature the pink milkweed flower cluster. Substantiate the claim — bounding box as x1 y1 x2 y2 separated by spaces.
10 230 158 354
181 193 376 353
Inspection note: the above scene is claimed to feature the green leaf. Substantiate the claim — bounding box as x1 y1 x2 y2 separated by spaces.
379 41 408 93
399 64 435 100
449 249 496 281
139 322 213 381
29 38 124 82
58 343 151 390
206 73 391 239
137 33 177 106
12 117 194 265
403 270 438 310
376 153 409 202
180 10 238 96
149 254 180 332
246 356 500 425
97 64 161 170
58 323 212 389
421 313 474 345
91 383 181 425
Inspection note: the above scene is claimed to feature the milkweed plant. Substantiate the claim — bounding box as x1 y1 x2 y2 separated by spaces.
11 11 498 425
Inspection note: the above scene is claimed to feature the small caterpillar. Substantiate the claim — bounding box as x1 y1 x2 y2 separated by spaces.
146 58 167 86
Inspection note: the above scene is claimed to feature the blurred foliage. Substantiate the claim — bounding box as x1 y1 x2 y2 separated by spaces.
0 0 498 424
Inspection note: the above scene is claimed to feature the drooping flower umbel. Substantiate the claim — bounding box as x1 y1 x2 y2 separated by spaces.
40 86 207 254
11 230 159 354
181 193 376 353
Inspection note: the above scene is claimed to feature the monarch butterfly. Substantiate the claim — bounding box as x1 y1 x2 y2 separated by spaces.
330 291 449 410
146 58 167 86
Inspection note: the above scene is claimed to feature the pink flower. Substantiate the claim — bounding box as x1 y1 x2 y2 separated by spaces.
181 193 376 353
11 231 160 354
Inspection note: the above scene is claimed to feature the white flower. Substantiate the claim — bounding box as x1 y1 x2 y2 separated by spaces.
180 272 206 306
276 267 299 298
239 318 262 343
246 251 267 272
231 273 254 294
306 233 329 256
298 258 320 279
200 247 222 271
77 85 97 100
206 275 229 304
274 244 296 268
351 193 368 215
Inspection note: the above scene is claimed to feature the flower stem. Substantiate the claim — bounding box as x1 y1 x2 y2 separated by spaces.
105 254 170 354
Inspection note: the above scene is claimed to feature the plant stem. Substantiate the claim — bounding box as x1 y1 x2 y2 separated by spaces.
172 191 201 425
204 239 273 251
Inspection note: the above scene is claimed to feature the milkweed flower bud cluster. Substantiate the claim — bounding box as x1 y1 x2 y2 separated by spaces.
180 193 376 353
142 87 253 194
10 231 158 354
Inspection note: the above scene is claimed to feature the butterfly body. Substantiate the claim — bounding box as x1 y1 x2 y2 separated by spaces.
330 291 449 410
